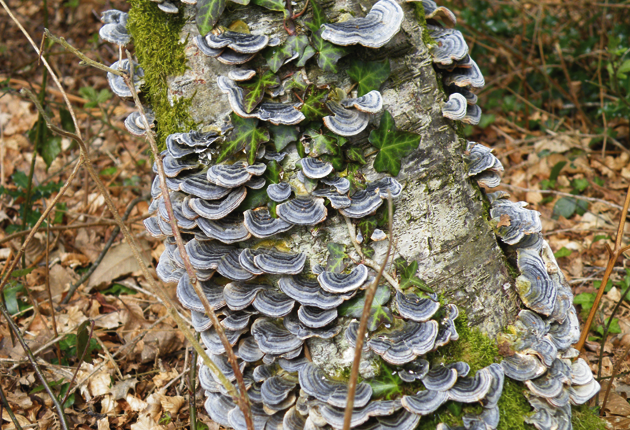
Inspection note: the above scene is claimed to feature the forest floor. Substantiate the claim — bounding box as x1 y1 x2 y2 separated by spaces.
1 0 630 429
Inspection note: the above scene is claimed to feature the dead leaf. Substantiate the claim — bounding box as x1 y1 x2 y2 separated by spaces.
602 392 630 416
157 393 185 415
111 378 139 400
152 369 178 389
87 241 151 291
97 418 110 430
61 252 91 268
48 264 76 302
497 214 511 227
75 228 103 262
1 410 31 430
130 415 163 430
126 394 148 412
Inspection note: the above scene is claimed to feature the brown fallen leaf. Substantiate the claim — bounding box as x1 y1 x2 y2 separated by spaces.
75 228 103 262
602 392 630 417
111 377 139 401
156 393 186 415
497 214 511 227
152 369 179 389
1 410 31 430
87 241 151 291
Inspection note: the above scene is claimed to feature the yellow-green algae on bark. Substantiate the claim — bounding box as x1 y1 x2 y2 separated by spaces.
415 311 607 430
127 0 197 149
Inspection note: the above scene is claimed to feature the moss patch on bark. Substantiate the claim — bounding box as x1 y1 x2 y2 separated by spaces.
127 0 197 149
417 311 607 430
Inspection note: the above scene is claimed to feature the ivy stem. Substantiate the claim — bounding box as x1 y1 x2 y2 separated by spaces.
342 192 393 430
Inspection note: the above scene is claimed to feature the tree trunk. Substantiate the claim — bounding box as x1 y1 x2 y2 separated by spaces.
127 0 601 428
161 1 518 334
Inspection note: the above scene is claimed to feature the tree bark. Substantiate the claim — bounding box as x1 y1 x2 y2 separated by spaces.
164 0 519 337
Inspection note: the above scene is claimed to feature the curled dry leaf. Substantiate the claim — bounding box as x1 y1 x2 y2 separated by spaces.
152 369 179 389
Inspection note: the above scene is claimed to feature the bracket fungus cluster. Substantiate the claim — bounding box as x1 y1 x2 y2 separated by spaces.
100 0 602 428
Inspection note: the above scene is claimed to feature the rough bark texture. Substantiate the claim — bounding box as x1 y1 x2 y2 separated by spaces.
165 0 519 338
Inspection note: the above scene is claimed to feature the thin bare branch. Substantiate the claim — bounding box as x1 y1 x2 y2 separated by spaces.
1 7 239 407
124 50 253 428
343 192 394 430
0 302 69 430
44 29 124 76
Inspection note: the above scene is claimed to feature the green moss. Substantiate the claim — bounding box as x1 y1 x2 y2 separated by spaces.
412 2 435 49
572 405 608 430
427 311 499 372
127 0 197 149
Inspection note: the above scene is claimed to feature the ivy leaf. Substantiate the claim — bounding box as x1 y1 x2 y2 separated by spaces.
305 0 328 31
264 160 281 184
369 110 420 176
322 153 346 172
303 128 338 157
264 35 309 73
312 29 348 73
252 0 287 16
283 74 308 93
240 71 281 113
238 187 270 212
296 45 316 67
348 59 391 97
326 243 347 273
338 285 391 317
346 146 366 164
196 0 226 36
300 87 329 121
367 306 393 331
269 125 299 151
394 258 433 293
368 370 403 400
358 217 377 240
76 320 94 363
218 114 270 163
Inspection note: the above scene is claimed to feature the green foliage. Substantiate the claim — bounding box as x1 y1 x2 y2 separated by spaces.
128 0 197 149
305 0 327 31
29 116 61 169
299 87 329 122
326 243 347 273
553 247 572 258
56 325 101 366
368 362 403 399
311 29 348 73
338 285 393 331
0 171 63 233
217 115 270 163
3 282 31 315
264 35 309 73
102 283 138 296
572 405 608 430
30 379 76 409
269 125 299 151
552 196 588 220
265 160 281 184
394 258 433 293
369 111 421 176
252 0 287 16
240 71 281 113
195 0 226 36
79 87 112 108
345 146 366 164
348 59 391 97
